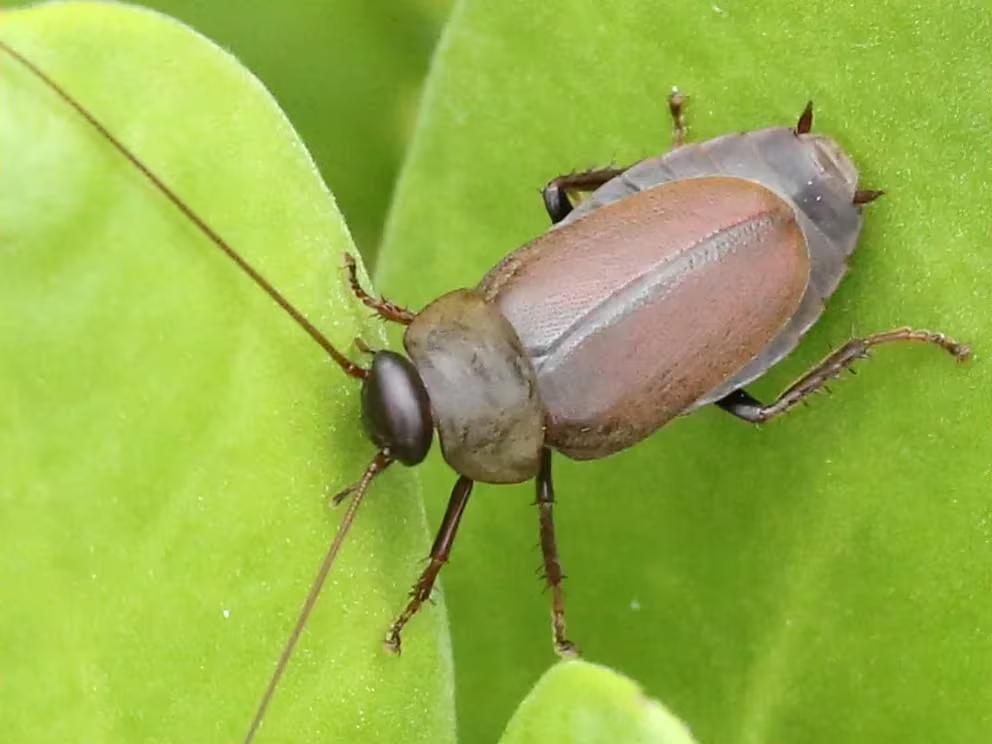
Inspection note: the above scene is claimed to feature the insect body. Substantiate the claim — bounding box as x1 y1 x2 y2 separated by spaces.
371 96 967 664
2 38 969 743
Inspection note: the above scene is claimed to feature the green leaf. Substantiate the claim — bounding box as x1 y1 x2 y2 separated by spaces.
499 661 697 744
379 1 992 743
0 3 453 743
97 0 452 258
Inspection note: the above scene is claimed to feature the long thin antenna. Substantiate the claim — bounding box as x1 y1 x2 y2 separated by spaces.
242 451 392 744
0 39 366 379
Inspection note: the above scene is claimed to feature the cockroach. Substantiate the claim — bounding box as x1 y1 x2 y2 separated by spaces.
1 39 970 744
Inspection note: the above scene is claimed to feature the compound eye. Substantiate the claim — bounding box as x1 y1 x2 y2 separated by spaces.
361 351 433 465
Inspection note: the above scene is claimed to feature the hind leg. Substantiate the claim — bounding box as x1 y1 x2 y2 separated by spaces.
717 328 970 424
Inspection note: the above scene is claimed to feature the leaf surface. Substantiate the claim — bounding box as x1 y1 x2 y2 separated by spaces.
0 4 454 742
499 661 698 744
378 1 992 742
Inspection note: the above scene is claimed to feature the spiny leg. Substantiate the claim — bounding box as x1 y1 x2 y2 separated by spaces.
385 475 474 654
795 100 814 135
717 327 970 424
667 87 688 148
543 167 625 224
536 447 579 657
543 87 691 224
342 252 415 325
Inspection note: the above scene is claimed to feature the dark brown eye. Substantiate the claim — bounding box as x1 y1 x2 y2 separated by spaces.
361 351 433 465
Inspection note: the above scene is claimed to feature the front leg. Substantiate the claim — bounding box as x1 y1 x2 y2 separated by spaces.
342 252 415 325
385 476 474 654
717 327 970 423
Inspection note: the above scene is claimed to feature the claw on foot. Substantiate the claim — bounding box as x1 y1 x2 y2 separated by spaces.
554 639 580 659
328 483 356 508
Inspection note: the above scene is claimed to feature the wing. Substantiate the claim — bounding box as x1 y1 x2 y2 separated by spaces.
479 176 809 460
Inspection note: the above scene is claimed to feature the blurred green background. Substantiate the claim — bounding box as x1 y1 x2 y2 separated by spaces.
0 0 450 258
1 5 457 742
131 1 452 259
5 2 992 743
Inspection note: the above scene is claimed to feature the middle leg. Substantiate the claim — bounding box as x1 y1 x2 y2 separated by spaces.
542 167 625 224
542 88 693 224
536 447 579 657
